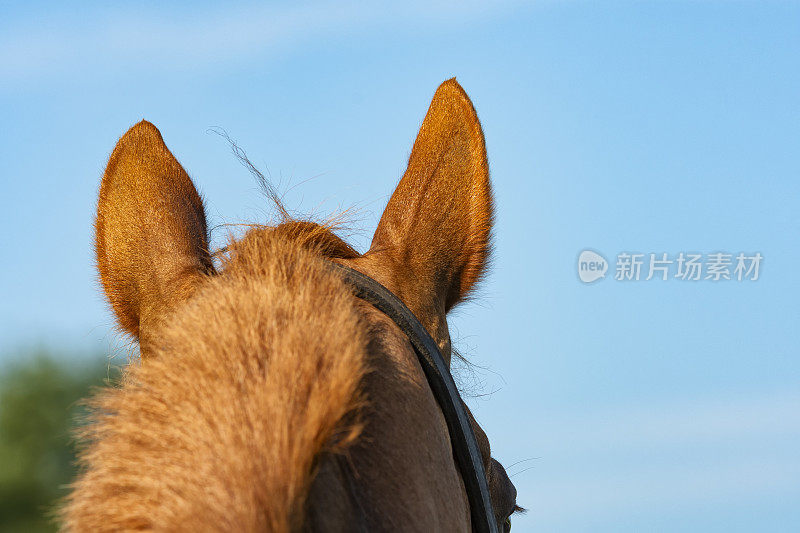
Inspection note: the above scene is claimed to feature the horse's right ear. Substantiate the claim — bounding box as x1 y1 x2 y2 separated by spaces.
357 79 493 358
369 79 493 312
96 121 214 348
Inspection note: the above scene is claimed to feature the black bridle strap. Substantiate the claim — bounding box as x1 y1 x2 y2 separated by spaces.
329 262 498 533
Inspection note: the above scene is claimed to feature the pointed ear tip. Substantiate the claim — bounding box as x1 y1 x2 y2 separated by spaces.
106 120 171 178
435 77 469 99
118 119 164 147
431 78 483 132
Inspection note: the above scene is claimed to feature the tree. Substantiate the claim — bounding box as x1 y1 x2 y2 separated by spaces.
0 352 115 533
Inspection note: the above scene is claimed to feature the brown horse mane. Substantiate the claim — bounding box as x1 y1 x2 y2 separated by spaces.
62 221 367 531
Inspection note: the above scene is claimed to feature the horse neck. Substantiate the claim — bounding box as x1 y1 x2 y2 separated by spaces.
303 303 471 531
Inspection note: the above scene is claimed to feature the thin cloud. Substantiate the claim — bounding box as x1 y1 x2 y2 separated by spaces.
511 390 800 525
0 1 526 85
530 390 800 454
531 454 800 522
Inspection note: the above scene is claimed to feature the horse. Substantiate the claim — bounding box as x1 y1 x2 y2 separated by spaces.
62 79 520 532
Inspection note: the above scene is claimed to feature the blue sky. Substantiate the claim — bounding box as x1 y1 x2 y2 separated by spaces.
1 1 799 531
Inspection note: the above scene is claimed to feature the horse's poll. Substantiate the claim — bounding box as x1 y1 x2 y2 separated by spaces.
329 261 499 533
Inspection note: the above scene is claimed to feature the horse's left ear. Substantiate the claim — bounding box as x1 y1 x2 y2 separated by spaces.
96 121 214 351
364 79 493 346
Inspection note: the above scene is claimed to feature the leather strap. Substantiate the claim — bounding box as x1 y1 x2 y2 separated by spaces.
329 262 498 533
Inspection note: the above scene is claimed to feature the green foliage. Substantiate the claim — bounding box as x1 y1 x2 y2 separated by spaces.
0 353 114 533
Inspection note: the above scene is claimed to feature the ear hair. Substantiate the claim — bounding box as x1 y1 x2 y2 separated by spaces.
368 79 493 319
96 121 214 344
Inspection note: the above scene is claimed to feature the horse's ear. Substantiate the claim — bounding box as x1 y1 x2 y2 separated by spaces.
369 78 493 319
96 121 214 348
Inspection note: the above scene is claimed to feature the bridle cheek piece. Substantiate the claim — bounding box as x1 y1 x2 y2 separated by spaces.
330 262 498 533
